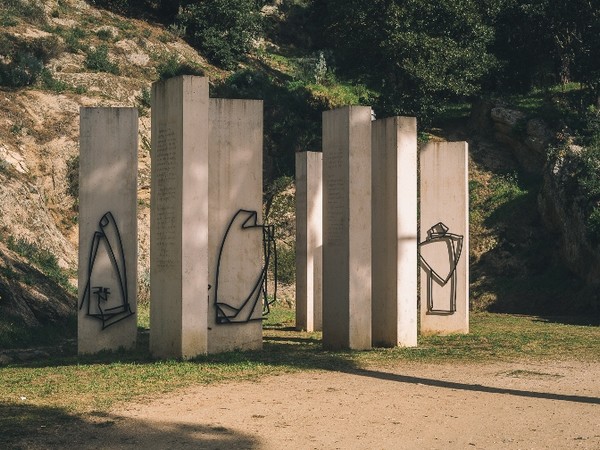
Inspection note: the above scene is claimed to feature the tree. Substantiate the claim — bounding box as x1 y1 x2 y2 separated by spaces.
175 0 262 69
314 0 498 121
493 0 600 95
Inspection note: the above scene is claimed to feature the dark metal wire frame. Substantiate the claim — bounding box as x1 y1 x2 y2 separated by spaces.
214 209 278 324
79 212 134 329
418 222 464 315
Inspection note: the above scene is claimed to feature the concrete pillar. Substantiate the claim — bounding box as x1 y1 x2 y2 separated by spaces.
419 141 469 334
371 116 418 347
322 106 372 350
295 151 323 332
207 98 264 353
150 76 209 359
78 107 138 354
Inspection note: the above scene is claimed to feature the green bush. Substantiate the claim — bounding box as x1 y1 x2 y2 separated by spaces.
155 54 203 81
63 27 87 53
84 44 120 74
276 244 295 285
96 28 114 41
136 86 151 116
0 34 62 88
40 68 69 93
175 0 262 69
0 0 46 26
0 52 43 87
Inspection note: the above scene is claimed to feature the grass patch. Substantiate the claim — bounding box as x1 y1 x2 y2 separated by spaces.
505 82 589 130
5 236 74 292
0 308 598 412
84 44 119 74
0 308 598 446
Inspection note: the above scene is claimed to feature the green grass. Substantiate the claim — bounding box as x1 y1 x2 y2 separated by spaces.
84 44 119 75
5 236 74 293
1 308 598 409
505 82 589 131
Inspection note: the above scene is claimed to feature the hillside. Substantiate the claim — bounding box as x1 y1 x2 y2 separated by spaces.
0 0 226 342
0 0 598 345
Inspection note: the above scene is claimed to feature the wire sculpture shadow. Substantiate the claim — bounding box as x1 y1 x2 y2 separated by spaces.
213 209 277 325
418 222 463 315
79 212 134 329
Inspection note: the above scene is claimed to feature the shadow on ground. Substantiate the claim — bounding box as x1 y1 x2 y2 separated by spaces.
0 403 259 449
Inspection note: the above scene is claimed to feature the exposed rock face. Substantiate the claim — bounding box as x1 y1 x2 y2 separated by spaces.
0 242 75 329
490 107 551 173
538 146 600 284
471 102 553 173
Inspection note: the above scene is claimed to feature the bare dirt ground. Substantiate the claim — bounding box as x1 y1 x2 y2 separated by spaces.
22 359 600 449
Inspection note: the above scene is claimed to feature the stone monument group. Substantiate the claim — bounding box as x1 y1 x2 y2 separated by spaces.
78 76 468 358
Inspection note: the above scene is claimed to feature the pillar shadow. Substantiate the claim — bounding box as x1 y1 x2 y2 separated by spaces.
341 368 600 405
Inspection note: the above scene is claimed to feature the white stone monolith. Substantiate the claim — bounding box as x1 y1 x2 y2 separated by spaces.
419 141 469 334
371 116 418 347
322 106 372 350
207 98 264 353
150 76 209 359
295 151 323 332
78 107 138 354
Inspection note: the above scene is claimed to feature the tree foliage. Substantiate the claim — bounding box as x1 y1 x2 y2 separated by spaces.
175 0 262 69
312 0 498 121
492 0 600 98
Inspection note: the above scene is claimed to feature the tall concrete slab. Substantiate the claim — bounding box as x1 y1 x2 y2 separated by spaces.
295 151 323 332
78 107 138 354
150 76 209 359
419 141 469 334
207 98 264 353
322 106 372 350
371 116 418 347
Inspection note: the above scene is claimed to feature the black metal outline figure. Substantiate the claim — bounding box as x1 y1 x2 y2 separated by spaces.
418 222 463 315
213 209 277 324
80 212 134 329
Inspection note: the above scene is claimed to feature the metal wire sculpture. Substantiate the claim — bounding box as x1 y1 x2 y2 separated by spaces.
213 209 277 324
418 222 463 315
79 212 134 329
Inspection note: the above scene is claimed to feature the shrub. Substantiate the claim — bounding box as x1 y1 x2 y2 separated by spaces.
96 28 114 41
0 34 62 88
0 52 43 87
136 86 151 115
84 44 120 74
40 68 69 93
276 244 295 285
155 54 203 81
0 0 46 26
64 27 87 53
175 0 262 69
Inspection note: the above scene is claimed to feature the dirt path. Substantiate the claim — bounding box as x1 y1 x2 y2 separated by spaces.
21 359 593 449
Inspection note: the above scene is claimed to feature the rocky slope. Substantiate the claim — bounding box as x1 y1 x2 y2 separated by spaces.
1 1 597 340
0 0 222 336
